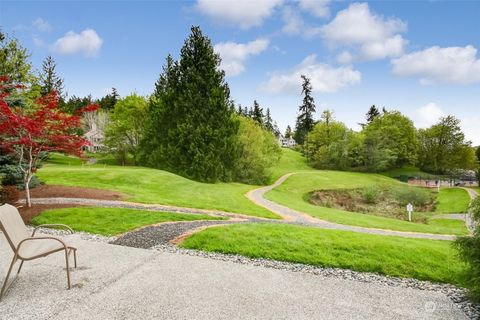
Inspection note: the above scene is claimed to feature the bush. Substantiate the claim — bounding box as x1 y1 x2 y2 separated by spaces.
362 186 380 204
0 185 20 204
390 186 432 206
455 198 480 303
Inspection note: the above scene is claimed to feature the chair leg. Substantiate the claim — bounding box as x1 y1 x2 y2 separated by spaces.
65 249 71 289
0 253 18 301
17 260 24 275
73 250 77 268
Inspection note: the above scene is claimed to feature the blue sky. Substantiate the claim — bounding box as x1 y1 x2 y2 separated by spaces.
1 0 479 144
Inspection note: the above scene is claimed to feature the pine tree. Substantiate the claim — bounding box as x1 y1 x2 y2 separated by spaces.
39 55 64 97
366 105 380 123
285 125 292 138
273 121 281 137
251 100 264 126
294 75 316 145
264 108 274 132
140 26 238 182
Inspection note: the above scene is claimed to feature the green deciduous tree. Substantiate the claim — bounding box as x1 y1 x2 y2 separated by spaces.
417 116 476 174
455 198 480 303
294 75 316 146
363 111 418 171
307 111 355 170
234 116 281 184
140 26 238 182
105 93 147 165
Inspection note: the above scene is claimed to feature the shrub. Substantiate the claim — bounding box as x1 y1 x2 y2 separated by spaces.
362 186 380 204
455 198 480 303
390 186 432 206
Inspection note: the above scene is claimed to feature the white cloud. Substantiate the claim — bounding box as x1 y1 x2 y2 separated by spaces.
282 6 304 35
52 29 103 57
461 116 480 146
414 103 445 128
321 3 407 62
32 18 52 32
214 38 269 76
392 45 480 85
261 54 361 94
298 0 330 18
196 0 283 29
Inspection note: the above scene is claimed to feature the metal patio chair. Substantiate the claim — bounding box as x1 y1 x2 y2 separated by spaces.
0 203 77 301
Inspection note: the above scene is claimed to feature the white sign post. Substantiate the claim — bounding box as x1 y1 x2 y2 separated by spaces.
407 203 413 222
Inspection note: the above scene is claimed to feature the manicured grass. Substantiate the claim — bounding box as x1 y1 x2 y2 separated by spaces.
181 223 466 285
37 155 278 219
30 207 225 236
436 188 471 213
265 171 467 235
267 148 312 182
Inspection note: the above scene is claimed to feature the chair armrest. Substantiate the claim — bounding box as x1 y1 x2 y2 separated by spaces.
31 224 75 237
17 236 68 253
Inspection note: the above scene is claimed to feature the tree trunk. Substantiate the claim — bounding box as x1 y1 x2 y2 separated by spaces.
24 174 32 208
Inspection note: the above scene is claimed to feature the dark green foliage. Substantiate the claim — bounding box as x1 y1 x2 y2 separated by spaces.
61 95 93 114
294 75 316 145
97 87 119 112
0 151 42 189
455 198 480 303
476 146 480 162
264 108 274 132
418 116 476 174
366 105 380 123
285 125 292 138
39 55 64 97
140 26 238 182
251 100 264 126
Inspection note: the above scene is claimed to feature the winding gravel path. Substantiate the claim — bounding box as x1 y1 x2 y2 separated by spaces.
247 173 456 240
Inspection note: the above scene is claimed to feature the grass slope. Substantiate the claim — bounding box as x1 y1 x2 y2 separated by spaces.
436 188 471 213
31 207 225 236
37 155 278 219
267 148 312 182
181 223 466 285
382 165 441 179
265 171 468 235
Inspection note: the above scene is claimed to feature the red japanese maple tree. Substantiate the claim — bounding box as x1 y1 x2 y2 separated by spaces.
0 78 98 207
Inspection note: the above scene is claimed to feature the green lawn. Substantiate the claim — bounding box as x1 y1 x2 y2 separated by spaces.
267 148 312 182
31 207 225 236
381 165 442 179
181 223 466 285
265 171 467 235
37 155 278 219
436 188 471 213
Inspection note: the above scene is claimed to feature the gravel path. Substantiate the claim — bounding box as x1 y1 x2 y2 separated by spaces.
112 219 264 248
247 173 456 241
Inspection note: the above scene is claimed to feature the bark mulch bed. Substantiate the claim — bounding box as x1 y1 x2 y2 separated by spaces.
21 185 125 201
13 185 125 223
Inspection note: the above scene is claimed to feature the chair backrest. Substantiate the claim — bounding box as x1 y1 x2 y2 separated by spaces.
0 204 29 251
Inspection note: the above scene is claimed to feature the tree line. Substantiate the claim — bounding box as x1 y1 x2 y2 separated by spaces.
292 75 479 176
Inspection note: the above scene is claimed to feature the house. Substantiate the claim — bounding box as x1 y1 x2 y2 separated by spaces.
83 124 105 153
278 135 296 148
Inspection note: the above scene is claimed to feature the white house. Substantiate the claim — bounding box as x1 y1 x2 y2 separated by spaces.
278 135 296 148
83 124 105 153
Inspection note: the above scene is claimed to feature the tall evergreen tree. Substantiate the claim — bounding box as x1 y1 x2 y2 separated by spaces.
366 105 380 123
39 55 64 97
264 108 274 132
140 26 238 182
97 87 120 111
285 125 292 138
272 121 281 137
251 100 264 126
294 74 316 145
